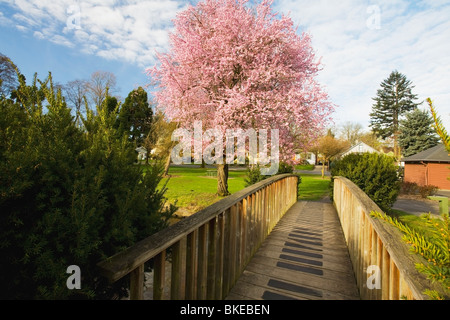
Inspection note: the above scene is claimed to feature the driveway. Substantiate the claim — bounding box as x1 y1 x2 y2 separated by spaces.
392 194 449 217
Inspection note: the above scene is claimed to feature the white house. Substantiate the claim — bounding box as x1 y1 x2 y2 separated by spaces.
295 152 317 165
340 141 380 158
135 147 147 161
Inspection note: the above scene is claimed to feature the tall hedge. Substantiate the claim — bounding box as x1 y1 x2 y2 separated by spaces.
330 153 401 212
0 73 176 299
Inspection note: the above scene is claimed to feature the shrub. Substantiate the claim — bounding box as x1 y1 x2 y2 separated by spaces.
419 185 439 198
277 162 294 174
401 181 420 195
331 153 401 212
0 74 176 299
244 164 267 187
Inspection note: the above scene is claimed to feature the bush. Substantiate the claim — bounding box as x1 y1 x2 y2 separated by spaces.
244 164 267 187
0 74 176 299
331 153 401 212
419 185 439 198
401 181 420 195
400 181 438 198
277 162 294 174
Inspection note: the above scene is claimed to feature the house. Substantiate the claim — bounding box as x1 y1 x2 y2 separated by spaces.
402 144 450 190
135 146 147 161
295 152 317 165
340 141 380 158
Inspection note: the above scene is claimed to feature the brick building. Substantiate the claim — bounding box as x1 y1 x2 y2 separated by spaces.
402 144 450 190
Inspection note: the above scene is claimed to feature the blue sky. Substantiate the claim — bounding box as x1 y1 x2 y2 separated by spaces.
1 0 450 133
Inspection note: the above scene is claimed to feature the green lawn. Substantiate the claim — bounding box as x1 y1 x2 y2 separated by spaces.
298 174 331 201
391 209 447 240
295 164 315 171
156 166 331 217
159 167 247 216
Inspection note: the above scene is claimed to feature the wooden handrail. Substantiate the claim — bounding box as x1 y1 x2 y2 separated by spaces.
97 173 299 300
333 176 446 300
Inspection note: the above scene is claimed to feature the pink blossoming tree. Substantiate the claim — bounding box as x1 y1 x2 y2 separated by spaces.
149 0 334 196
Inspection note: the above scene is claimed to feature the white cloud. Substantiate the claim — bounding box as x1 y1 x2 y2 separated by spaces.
0 0 188 68
1 0 449 131
275 0 450 131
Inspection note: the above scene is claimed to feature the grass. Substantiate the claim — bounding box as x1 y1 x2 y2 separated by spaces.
156 166 331 217
391 208 446 240
295 164 315 171
298 174 331 201
159 166 247 216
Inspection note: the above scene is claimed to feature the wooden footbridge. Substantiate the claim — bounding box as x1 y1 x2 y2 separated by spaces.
97 175 444 300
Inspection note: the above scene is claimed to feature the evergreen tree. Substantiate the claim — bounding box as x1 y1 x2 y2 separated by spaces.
117 87 153 147
369 70 420 158
0 71 176 299
399 108 439 157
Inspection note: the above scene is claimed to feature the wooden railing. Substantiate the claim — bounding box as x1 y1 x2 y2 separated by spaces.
333 176 445 300
97 174 298 300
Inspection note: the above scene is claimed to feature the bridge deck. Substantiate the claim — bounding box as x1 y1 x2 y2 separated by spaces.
227 199 360 300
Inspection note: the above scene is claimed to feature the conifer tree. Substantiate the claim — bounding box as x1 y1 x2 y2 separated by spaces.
117 86 153 146
399 108 439 157
370 70 420 158
0 70 175 299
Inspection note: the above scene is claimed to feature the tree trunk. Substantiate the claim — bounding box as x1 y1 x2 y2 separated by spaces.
217 163 230 197
322 162 325 179
163 153 171 177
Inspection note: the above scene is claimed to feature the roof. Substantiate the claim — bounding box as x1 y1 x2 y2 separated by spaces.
341 141 379 156
402 144 450 163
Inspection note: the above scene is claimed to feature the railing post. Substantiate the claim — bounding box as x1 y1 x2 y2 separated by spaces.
197 224 208 299
186 230 198 299
130 264 144 300
207 217 217 300
171 238 186 300
153 250 166 300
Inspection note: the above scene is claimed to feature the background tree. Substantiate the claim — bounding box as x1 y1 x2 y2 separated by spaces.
150 0 334 196
0 53 19 97
359 131 383 151
370 70 420 159
87 70 118 108
399 108 439 157
315 131 350 178
144 110 178 172
64 79 89 123
117 86 153 147
339 121 363 146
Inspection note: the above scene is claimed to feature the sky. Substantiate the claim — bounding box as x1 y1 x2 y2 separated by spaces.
1 0 449 133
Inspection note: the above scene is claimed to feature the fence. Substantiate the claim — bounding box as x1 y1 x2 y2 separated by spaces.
97 174 299 300
333 176 445 300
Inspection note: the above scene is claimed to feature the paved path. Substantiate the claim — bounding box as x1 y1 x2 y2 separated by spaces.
227 200 359 300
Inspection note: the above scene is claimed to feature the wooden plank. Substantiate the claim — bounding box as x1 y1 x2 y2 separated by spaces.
185 230 198 299
153 250 166 300
170 238 186 300
197 224 208 299
229 200 360 300
130 264 144 300
207 217 217 300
